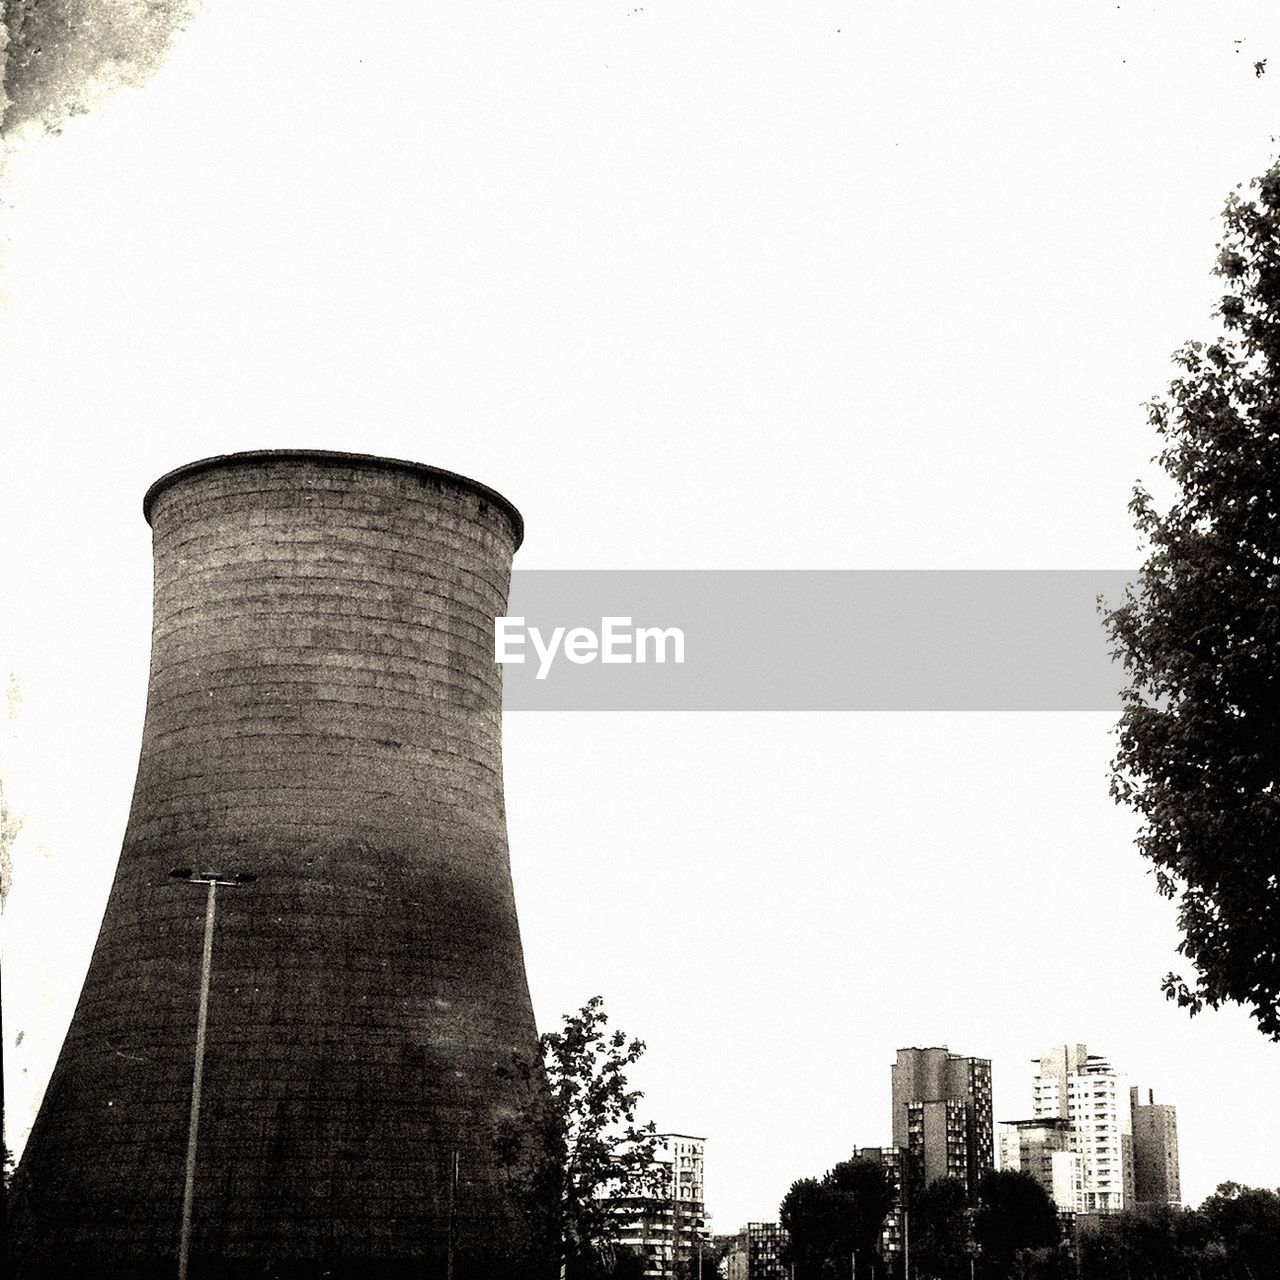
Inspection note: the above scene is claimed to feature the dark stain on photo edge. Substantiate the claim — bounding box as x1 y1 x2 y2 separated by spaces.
1 0 198 135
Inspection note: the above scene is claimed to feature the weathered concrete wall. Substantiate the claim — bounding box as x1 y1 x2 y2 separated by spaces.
9 451 554 1279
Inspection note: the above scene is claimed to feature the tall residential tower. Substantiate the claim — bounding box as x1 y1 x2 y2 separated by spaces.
1130 1087 1181 1207
1032 1045 1133 1213
890 1046 994 1203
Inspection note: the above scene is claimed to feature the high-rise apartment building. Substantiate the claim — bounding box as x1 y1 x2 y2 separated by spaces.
1032 1045 1133 1213
997 1117 1084 1214
724 1223 788 1280
891 1047 994 1203
611 1133 710 1276
1130 1087 1181 1207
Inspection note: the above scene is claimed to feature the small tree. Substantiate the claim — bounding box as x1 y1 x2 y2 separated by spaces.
540 997 663 1279
1104 157 1280 1038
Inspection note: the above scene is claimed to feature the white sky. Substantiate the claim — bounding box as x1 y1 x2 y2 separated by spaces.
3 0 1280 1234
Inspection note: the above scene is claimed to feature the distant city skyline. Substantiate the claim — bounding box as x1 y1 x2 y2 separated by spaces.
719 1037 1183 1244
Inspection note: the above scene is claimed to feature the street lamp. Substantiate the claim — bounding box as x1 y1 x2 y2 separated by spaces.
168 867 257 1280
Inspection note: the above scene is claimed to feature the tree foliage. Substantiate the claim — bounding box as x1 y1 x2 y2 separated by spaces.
672 1237 726 1280
1078 1205 1192 1280
779 1157 894 1279
540 996 663 1279
1078 1185 1280 1280
780 1176 834 1278
1197 1182 1280 1277
972 1170 1058 1278
494 997 662 1280
912 1177 971 1280
1104 157 1280 1038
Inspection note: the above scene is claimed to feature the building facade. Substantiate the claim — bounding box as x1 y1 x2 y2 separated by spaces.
724 1222 788 1280
1033 1045 1134 1213
852 1146 907 1260
1130 1087 1181 1207
891 1046 994 1204
612 1133 710 1277
997 1116 1084 1215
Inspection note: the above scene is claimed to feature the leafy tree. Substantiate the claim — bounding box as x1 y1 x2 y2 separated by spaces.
828 1159 894 1269
780 1158 893 1279
495 997 662 1280
1104 157 1280 1037
590 1242 650 1279
685 1235 733 1277
673 1237 725 1279
1076 1189 1280 1280
1077 1205 1196 1280
780 1176 836 1279
1196 1182 1280 1277
972 1170 1057 1279
541 997 664 1279
911 1177 970 1280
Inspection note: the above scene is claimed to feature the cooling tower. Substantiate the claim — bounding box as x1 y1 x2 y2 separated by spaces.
9 451 556 1279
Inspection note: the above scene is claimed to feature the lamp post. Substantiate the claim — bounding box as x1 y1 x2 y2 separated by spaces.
446 1148 459 1280
168 867 256 1280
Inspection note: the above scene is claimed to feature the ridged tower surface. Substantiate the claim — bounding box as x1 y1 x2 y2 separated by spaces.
9 452 555 1280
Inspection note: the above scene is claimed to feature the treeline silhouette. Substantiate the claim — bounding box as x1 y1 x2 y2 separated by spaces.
778 1156 1280 1280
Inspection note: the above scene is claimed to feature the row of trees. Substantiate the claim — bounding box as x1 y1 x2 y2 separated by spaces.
1077 1184 1280 1280
779 1160 1280 1280
779 1163 1057 1280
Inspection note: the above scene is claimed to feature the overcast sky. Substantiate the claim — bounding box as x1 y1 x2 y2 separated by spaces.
4 0 1280 1234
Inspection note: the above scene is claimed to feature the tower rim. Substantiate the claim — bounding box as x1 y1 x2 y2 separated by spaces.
143 448 525 548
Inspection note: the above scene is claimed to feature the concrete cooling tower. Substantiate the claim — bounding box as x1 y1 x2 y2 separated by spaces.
9 451 556 1279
